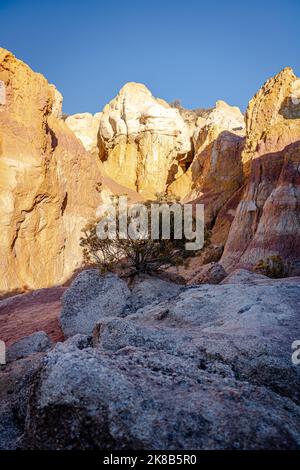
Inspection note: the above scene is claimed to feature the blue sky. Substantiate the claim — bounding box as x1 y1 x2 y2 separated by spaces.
0 0 299 114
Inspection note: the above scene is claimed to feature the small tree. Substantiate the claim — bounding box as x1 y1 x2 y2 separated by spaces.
80 196 201 277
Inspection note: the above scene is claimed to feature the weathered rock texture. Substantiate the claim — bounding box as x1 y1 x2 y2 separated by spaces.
98 82 192 198
60 270 182 338
7 331 51 362
21 273 300 450
221 68 300 272
0 48 103 293
65 112 101 156
60 270 131 338
0 353 44 449
168 100 245 226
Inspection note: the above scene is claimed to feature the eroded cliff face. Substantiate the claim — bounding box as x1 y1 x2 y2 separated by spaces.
0 47 298 293
168 100 245 226
95 85 246 232
65 112 102 157
98 82 192 198
0 48 103 293
221 68 300 272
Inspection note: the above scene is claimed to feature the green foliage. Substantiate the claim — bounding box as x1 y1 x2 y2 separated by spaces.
254 255 291 279
80 196 200 277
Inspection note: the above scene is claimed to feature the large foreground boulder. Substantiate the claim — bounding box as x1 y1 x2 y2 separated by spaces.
0 353 44 449
60 271 182 338
60 270 131 338
24 335 300 450
129 275 182 311
23 276 300 450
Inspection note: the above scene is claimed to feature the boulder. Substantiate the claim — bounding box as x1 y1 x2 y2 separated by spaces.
188 262 227 285
129 280 300 404
7 331 52 362
221 268 269 285
60 270 131 338
23 277 300 450
0 353 43 449
24 333 300 450
129 275 182 311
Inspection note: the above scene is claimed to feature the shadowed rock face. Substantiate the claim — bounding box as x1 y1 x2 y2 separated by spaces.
7 331 51 362
221 68 300 272
20 273 300 450
0 353 44 449
60 270 131 338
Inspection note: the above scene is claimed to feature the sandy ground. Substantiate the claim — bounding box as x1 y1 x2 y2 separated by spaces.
0 287 66 347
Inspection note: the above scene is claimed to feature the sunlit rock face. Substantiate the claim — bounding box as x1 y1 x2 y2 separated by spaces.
98 82 192 198
65 112 102 156
0 47 298 293
97 85 246 233
221 68 300 272
0 48 103 293
168 100 245 226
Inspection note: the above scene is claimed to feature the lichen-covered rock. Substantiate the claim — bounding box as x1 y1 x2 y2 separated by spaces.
7 331 52 362
24 340 300 451
222 68 300 272
60 270 131 337
129 274 182 311
221 268 269 285
22 277 300 450
0 353 43 449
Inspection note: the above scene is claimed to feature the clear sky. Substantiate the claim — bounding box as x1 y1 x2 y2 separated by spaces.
1 0 299 114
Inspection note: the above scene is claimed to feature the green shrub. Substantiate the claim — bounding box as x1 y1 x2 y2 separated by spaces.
254 255 291 279
80 196 202 277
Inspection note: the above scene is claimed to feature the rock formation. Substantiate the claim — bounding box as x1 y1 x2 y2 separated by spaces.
98 88 246 225
98 82 192 198
0 49 141 294
4 269 297 450
65 112 101 156
0 48 105 293
0 47 299 293
167 101 245 226
221 68 300 273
